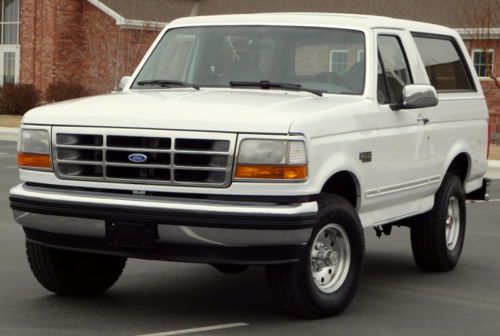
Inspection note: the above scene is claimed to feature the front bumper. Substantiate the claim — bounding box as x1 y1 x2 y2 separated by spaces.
10 184 318 265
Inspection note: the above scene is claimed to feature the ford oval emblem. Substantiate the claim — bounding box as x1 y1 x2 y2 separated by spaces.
128 153 148 163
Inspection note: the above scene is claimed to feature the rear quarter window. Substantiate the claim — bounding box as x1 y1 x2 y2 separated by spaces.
412 34 475 92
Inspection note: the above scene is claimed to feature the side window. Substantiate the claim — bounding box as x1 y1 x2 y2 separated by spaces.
413 35 474 91
377 35 412 104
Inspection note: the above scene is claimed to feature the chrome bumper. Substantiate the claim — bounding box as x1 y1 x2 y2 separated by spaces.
10 184 318 263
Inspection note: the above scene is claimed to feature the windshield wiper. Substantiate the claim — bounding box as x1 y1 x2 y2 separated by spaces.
136 80 200 90
229 80 324 97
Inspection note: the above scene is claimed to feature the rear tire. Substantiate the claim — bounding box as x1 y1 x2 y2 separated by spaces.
266 194 364 318
26 241 126 296
410 174 466 272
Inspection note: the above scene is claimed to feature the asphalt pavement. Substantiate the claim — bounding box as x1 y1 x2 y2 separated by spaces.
0 140 499 336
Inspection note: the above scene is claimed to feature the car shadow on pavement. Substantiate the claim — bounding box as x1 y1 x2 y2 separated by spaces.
11 251 436 334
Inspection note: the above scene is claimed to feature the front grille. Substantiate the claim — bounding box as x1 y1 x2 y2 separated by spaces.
52 127 236 187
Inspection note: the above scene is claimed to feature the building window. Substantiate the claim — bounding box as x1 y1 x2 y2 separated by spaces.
472 49 494 77
1 0 19 45
3 51 14 83
329 50 348 73
0 0 19 84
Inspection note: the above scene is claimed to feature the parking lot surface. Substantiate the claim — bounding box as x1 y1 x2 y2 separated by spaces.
0 140 499 336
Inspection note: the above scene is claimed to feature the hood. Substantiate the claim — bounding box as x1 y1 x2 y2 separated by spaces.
23 89 365 134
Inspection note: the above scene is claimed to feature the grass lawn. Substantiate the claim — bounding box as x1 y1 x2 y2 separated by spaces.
0 115 22 127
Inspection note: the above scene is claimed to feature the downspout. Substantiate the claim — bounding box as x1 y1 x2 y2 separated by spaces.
114 0 124 90
190 0 200 16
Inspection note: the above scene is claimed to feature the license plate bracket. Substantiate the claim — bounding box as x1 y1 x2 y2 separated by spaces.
106 220 157 249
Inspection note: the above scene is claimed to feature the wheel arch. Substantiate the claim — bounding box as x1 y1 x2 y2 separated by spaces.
321 170 361 210
443 151 471 186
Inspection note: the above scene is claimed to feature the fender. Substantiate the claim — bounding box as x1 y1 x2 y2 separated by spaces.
314 151 363 209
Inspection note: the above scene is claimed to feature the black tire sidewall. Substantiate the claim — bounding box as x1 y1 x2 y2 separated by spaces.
299 196 364 312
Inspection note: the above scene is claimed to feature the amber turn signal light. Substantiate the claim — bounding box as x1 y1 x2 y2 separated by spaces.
17 152 52 169
235 164 307 180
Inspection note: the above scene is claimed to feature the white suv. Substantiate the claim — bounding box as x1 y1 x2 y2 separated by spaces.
10 13 490 318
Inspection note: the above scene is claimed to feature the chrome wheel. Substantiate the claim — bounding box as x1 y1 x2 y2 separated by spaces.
311 223 351 293
445 196 461 251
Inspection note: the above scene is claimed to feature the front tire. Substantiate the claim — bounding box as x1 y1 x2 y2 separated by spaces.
26 241 126 296
410 174 466 272
267 194 364 318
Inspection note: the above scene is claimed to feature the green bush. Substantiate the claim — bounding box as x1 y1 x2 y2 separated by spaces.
45 82 93 103
0 84 41 115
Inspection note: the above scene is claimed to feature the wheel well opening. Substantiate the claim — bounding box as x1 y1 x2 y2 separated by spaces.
447 153 469 183
321 171 359 209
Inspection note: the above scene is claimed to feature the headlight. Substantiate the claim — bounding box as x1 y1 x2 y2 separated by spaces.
17 129 52 170
235 139 307 180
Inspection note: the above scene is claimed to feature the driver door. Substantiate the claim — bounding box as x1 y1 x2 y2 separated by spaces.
371 30 431 224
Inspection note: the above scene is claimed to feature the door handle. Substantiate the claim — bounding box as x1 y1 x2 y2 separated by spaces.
417 116 430 124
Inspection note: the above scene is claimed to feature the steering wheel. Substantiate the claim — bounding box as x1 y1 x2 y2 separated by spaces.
313 72 353 91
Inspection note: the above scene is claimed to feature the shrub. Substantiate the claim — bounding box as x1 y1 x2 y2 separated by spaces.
44 82 93 103
0 84 41 115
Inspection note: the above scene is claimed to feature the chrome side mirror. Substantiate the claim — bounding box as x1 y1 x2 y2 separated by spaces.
391 84 438 110
118 76 132 91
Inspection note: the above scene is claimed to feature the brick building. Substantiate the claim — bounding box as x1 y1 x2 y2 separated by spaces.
3 0 500 132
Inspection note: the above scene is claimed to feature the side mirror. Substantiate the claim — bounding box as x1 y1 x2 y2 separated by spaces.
390 84 438 110
118 76 132 91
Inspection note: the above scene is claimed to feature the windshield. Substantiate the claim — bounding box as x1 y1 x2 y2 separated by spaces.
132 26 366 95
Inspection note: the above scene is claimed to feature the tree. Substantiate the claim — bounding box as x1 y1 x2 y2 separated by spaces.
78 18 160 93
457 0 500 89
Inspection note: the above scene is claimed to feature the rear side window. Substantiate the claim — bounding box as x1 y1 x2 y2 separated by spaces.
412 35 475 92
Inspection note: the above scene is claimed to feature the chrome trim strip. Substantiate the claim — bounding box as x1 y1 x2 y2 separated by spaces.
366 175 441 198
10 184 319 217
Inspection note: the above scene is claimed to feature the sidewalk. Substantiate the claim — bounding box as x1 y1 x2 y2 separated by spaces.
486 160 500 179
0 127 19 142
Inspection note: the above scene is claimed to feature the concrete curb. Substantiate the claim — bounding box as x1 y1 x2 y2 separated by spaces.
0 127 18 142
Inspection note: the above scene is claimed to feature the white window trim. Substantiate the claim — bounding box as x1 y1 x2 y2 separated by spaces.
472 48 494 78
329 49 349 73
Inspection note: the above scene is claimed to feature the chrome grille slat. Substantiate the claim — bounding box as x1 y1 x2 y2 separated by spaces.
103 147 173 153
52 127 235 187
57 160 104 165
106 163 173 168
173 150 230 155
56 145 104 150
172 166 227 171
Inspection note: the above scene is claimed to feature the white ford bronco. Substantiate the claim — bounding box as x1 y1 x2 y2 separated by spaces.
10 13 491 318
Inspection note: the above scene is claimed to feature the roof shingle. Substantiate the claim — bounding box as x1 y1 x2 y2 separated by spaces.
97 0 500 28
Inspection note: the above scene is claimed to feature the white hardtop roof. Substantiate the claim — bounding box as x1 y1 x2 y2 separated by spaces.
169 12 457 36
